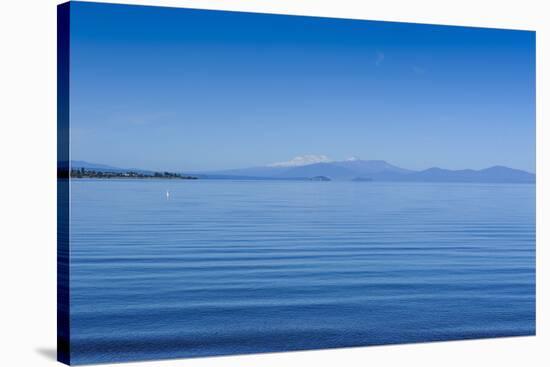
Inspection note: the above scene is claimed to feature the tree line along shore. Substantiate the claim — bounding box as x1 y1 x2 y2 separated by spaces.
63 168 198 180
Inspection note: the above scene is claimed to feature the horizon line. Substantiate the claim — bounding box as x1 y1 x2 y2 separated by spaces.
66 159 536 175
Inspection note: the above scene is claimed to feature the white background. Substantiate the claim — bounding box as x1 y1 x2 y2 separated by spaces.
0 0 547 365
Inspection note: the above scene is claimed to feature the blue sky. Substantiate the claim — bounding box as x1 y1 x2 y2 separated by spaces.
69 2 536 172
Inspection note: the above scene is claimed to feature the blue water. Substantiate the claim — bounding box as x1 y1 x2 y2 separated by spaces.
69 180 535 364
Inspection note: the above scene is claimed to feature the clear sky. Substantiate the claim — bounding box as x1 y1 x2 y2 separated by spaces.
69 1 536 173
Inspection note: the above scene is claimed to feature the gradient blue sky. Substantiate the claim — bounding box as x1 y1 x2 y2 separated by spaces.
69 1 536 172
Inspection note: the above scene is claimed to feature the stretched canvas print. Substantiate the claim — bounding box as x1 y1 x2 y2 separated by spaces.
57 1 536 365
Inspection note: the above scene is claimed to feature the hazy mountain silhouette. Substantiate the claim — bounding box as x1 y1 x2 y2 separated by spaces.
332 159 413 180
335 159 412 174
71 160 535 183
201 159 535 183
402 166 535 183
278 162 358 180
202 165 288 178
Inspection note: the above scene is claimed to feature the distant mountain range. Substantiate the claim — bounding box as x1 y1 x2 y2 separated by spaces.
69 159 535 183
198 159 535 183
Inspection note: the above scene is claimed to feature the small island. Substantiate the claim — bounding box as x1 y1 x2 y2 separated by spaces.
70 168 198 180
309 176 331 181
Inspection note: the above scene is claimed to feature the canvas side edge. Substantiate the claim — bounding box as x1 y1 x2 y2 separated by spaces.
57 2 71 365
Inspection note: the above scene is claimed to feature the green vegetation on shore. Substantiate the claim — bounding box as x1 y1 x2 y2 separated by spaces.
70 168 198 180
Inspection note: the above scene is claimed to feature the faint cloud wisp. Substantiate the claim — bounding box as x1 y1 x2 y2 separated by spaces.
375 51 385 67
268 154 331 167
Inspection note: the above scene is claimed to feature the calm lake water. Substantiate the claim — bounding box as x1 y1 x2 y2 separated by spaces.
69 180 535 364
